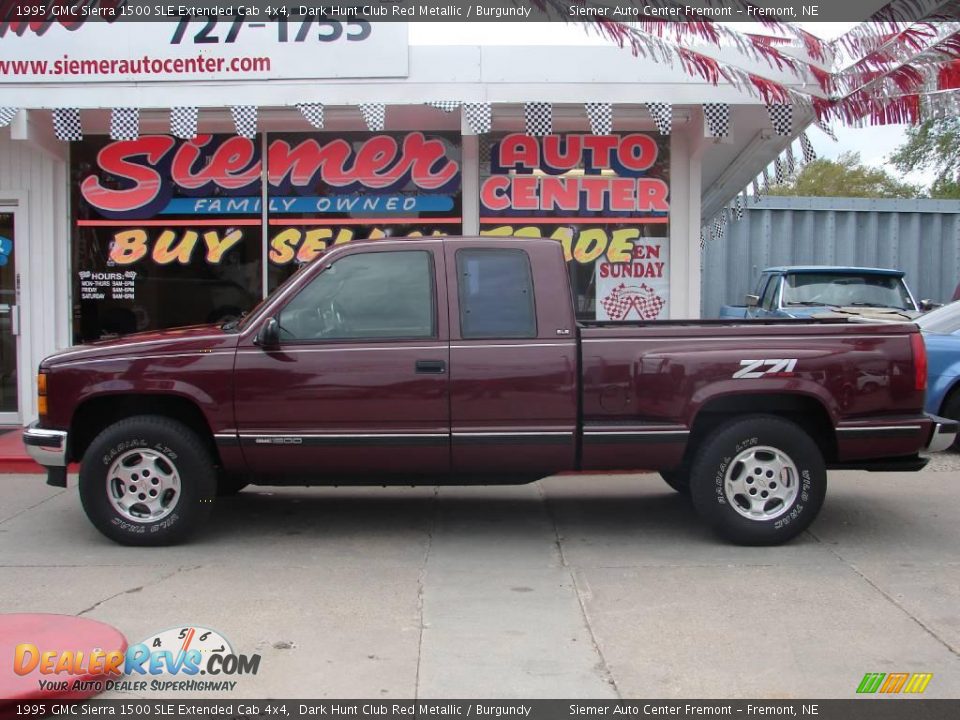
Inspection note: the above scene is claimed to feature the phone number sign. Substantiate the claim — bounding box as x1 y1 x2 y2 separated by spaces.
0 17 408 82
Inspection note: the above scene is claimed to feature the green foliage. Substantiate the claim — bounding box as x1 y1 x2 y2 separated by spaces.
768 151 922 199
889 118 960 198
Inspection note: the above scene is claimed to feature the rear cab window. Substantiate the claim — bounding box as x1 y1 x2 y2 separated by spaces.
455 249 537 339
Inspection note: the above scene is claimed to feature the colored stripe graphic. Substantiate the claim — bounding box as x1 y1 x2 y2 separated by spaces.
856 673 885 694
856 672 933 694
879 673 909 693
903 673 933 694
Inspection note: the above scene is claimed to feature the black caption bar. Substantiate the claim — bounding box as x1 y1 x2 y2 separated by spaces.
3 700 960 720
3 0 960 23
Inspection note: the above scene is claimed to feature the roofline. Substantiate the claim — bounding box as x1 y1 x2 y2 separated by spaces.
762 266 906 276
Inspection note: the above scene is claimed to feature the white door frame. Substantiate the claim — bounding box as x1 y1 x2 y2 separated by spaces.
0 191 27 426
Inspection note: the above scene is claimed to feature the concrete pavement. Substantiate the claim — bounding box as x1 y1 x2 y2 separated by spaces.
0 455 958 699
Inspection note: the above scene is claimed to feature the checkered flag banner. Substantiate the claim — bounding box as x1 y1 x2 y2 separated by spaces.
646 102 672 135
52 108 82 141
479 136 494 166
585 103 612 136
231 106 257 138
0 108 18 128
732 193 744 221
525 102 552 137
785 144 796 175
463 103 491 134
816 119 838 142
711 214 725 241
774 156 786 184
359 103 386 132
699 228 706 250
427 101 460 113
762 166 771 193
752 176 762 202
600 283 666 321
766 104 793 136
170 107 199 139
110 108 140 141
703 103 730 138
297 103 325 129
799 131 817 164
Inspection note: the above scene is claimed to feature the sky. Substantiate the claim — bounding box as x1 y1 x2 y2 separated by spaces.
409 21 932 187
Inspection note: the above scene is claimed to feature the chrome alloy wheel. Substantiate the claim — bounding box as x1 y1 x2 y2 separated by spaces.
106 448 182 523
723 445 799 521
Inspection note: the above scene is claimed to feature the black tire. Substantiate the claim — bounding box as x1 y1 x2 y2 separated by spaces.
660 469 690 495
79 416 217 546
941 391 960 452
689 415 827 546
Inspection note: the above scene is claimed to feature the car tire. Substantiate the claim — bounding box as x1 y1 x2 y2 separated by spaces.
660 469 690 495
688 415 827 546
79 416 217 546
941 392 960 452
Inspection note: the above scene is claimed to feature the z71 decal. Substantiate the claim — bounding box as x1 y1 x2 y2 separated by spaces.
733 358 798 379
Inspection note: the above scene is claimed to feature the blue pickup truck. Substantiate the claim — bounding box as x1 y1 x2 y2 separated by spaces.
719 266 925 320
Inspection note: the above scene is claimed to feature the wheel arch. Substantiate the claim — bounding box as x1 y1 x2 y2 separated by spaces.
938 376 960 416
685 392 837 465
69 393 220 465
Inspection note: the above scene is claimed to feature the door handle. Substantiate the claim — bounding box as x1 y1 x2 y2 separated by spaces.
415 360 446 374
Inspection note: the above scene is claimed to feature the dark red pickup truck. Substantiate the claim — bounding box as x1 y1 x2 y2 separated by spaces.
24 237 957 546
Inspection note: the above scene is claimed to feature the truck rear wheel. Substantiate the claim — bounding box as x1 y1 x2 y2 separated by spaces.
79 416 217 546
688 416 826 545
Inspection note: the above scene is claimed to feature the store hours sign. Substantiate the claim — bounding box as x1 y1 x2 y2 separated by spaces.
0 18 408 83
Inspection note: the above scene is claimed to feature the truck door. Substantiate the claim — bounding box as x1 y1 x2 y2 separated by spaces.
444 240 578 477
232 244 450 478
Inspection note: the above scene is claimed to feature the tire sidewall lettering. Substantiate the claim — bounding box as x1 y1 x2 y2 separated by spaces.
100 438 178 466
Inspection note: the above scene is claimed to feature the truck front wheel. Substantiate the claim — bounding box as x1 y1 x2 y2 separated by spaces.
79 416 217 546
688 416 827 545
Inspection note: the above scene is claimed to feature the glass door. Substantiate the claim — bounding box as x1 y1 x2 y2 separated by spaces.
0 211 18 422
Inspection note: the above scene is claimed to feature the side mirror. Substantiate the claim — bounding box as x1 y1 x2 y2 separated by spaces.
919 299 941 312
255 317 280 348
745 294 760 308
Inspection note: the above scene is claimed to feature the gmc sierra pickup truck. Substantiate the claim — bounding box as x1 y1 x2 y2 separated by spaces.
24 237 957 547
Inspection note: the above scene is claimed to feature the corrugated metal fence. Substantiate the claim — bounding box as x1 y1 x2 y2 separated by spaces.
701 197 960 317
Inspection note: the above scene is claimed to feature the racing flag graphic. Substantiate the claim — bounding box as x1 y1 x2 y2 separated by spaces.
600 283 666 321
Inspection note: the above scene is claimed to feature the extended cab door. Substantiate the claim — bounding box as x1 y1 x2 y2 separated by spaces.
444 240 578 476
232 243 450 478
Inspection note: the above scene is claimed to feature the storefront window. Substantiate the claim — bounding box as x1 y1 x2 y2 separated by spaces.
71 131 462 341
265 131 462 291
479 133 670 321
71 135 263 342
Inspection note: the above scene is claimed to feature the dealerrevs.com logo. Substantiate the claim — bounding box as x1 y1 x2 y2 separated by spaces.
15 625 261 694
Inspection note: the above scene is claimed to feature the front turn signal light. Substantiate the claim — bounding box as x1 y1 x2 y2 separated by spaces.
37 371 48 419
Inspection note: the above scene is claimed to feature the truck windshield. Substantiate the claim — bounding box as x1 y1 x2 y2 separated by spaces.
781 273 914 311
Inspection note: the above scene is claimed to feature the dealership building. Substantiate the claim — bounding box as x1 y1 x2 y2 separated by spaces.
0 19 812 425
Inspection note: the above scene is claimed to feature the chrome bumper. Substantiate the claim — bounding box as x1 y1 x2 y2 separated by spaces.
925 415 959 454
23 423 68 468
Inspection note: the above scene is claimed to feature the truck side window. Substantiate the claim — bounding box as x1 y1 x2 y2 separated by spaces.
760 276 781 311
278 251 435 341
456 249 537 339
